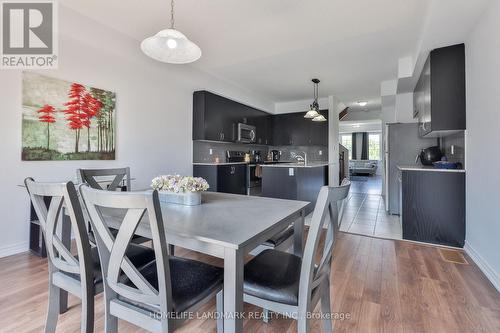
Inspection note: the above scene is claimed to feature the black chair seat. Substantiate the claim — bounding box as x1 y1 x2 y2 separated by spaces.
244 249 302 306
61 244 155 288
126 257 223 313
263 225 294 247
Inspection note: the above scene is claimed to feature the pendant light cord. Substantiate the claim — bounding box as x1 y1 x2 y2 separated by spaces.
170 0 175 29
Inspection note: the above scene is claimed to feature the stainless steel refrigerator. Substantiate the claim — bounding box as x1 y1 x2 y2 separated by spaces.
384 123 437 215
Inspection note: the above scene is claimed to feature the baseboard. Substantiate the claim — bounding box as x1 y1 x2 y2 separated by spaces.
0 241 29 258
464 241 500 292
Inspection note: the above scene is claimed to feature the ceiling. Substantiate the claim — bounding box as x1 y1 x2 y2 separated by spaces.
61 0 486 111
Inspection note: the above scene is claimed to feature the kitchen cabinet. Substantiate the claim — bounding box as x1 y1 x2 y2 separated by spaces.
193 91 271 144
401 170 465 247
413 44 466 137
272 112 328 146
261 165 328 214
193 164 247 195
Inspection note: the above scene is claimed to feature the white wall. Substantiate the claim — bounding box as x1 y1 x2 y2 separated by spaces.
341 109 381 122
274 97 330 114
0 5 273 257
395 92 416 123
464 0 500 291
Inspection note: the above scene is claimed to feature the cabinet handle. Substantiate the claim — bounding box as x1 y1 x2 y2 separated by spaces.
230 166 235 174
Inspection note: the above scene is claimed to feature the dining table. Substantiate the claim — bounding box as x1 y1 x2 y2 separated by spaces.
101 191 309 333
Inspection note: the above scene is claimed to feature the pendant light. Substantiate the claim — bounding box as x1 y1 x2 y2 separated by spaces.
141 0 201 64
304 79 321 119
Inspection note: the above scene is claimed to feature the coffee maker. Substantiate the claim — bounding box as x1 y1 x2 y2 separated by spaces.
270 150 281 161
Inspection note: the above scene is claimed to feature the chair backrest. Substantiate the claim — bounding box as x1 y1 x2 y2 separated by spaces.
78 167 131 191
24 178 93 284
79 186 171 310
298 182 350 307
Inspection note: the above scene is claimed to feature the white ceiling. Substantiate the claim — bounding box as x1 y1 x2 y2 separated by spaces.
61 0 488 111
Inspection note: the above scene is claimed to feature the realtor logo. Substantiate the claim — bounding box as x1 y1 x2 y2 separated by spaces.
1 0 58 68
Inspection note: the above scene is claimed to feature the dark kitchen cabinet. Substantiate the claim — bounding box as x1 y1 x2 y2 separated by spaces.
401 170 465 247
217 165 247 195
193 164 247 195
193 91 237 142
272 112 328 146
193 90 271 144
413 44 466 137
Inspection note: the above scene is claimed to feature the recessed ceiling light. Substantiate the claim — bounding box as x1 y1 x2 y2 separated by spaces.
357 101 368 107
353 124 361 128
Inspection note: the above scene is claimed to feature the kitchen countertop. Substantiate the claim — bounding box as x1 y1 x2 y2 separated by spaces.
398 165 466 173
193 162 248 166
261 162 331 168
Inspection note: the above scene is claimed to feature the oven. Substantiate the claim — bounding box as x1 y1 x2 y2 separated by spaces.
247 164 262 196
237 123 256 143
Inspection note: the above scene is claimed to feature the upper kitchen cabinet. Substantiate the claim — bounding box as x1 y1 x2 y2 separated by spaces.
193 90 271 144
193 91 236 142
413 44 466 137
272 112 328 146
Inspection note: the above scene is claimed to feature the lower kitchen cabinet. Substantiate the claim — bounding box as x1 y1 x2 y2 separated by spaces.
401 170 465 247
193 164 247 195
261 165 328 214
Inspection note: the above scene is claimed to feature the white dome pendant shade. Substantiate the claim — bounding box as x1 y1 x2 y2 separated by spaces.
141 0 201 64
304 109 320 119
312 114 327 122
141 29 201 64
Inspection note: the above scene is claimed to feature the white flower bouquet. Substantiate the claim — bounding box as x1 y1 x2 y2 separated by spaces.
151 175 209 205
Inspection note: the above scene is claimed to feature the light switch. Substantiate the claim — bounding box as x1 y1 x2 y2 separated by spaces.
209 149 213 155
289 168 294 176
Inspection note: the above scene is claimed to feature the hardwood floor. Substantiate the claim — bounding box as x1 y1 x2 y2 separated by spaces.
1 232 499 332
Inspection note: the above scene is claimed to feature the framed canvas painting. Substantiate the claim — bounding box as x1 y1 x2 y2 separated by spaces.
22 72 116 161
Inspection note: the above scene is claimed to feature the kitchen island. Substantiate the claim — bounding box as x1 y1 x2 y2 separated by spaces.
261 162 329 214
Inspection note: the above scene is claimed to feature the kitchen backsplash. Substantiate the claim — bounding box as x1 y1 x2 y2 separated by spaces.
268 145 328 162
441 131 465 167
193 141 270 163
193 141 328 163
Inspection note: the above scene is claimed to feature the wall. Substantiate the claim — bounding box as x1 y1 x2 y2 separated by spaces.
395 92 416 123
0 5 273 257
441 132 465 167
464 0 500 291
341 109 382 122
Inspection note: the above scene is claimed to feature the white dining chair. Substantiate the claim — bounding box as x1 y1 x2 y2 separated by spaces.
243 182 351 333
80 186 225 333
25 178 156 333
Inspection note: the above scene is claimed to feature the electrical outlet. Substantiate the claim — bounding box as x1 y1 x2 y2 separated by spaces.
209 149 213 155
289 168 294 176
319 150 323 156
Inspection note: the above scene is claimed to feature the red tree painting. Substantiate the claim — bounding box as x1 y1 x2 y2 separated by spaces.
63 83 105 153
37 104 56 150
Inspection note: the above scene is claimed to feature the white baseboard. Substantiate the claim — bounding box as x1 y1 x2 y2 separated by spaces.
464 241 500 292
0 241 29 258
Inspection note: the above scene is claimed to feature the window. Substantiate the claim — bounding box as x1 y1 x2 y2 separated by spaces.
368 133 381 160
340 134 352 159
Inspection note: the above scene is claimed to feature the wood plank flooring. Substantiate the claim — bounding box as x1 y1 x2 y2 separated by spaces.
0 232 499 332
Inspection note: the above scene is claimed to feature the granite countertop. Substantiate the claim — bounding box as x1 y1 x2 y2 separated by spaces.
261 162 331 168
397 165 466 173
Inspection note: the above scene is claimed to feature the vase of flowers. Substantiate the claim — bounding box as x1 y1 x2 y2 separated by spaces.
151 175 209 206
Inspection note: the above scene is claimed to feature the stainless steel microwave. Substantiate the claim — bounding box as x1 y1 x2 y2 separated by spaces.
237 123 256 143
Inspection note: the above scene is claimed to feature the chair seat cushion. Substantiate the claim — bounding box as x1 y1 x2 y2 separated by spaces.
244 249 302 306
263 225 294 247
61 244 155 288
129 257 223 313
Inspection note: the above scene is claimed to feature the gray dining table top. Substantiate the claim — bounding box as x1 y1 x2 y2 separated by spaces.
102 192 309 250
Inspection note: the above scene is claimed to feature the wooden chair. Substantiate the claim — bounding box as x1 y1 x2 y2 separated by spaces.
77 167 149 245
77 167 131 192
243 182 351 333
24 178 156 333
79 186 224 333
